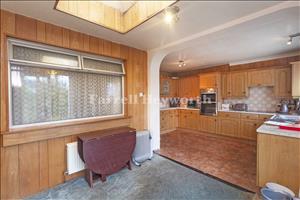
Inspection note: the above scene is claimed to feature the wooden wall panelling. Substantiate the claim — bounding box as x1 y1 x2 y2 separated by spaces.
62 28 70 48
36 21 46 42
45 23 63 46
15 14 36 40
19 142 40 197
89 36 99 54
111 42 121 58
69 31 83 50
1 10 15 132
82 34 90 52
1 146 19 199
39 140 49 191
103 40 112 56
48 137 66 188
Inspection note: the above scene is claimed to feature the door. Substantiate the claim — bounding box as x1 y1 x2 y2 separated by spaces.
217 118 240 137
230 72 248 98
274 67 292 97
200 116 217 134
199 73 217 89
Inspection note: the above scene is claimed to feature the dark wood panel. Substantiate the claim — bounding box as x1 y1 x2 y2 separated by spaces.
36 21 46 42
69 31 83 50
39 140 49 191
45 23 63 46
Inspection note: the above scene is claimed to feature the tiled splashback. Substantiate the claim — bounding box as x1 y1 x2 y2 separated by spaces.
223 87 285 112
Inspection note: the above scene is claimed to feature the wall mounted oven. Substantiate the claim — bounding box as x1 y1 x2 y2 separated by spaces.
200 91 217 115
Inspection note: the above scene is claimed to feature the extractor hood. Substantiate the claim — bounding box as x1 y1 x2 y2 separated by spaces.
291 61 300 98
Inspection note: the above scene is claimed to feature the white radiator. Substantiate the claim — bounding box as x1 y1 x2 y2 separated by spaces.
66 142 85 175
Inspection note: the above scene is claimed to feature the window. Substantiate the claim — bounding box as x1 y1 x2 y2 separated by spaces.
9 39 125 128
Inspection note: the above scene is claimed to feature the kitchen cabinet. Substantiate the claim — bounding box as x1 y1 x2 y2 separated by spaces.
217 117 240 137
257 133 300 194
274 67 292 97
221 71 248 98
247 69 275 87
240 119 260 140
199 73 217 89
160 110 178 132
178 76 199 98
179 110 199 130
199 115 217 134
160 74 178 97
230 71 248 98
221 73 231 98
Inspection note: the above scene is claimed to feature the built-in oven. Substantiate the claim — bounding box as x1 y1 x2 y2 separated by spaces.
200 91 217 115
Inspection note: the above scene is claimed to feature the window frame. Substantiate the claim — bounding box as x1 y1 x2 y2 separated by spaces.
8 38 125 129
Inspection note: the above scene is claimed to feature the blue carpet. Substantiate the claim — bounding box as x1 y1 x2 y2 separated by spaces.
27 155 254 200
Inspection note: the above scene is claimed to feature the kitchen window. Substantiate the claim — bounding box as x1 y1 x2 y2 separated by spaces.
8 39 125 128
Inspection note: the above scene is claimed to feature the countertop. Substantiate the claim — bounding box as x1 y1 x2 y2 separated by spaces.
257 124 300 139
218 109 275 115
161 107 275 115
160 107 199 111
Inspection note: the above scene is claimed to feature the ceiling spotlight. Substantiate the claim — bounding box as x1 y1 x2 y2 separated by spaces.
178 60 186 68
287 37 292 45
164 6 180 24
286 33 300 45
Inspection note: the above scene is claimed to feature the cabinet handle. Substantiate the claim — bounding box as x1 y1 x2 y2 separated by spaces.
254 124 257 126
243 91 246 94
287 91 291 93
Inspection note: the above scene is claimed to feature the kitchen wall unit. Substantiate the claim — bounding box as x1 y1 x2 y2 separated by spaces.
160 73 178 98
0 10 148 199
221 71 248 98
247 69 275 87
257 133 300 194
291 61 300 98
178 76 199 98
274 67 292 97
199 73 218 89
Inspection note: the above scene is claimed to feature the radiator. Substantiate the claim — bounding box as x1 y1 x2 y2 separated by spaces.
66 142 85 175
132 130 152 163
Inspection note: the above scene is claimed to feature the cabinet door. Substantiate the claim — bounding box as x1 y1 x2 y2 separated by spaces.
179 110 187 128
230 72 248 98
217 118 240 137
247 69 275 87
179 76 199 98
240 119 260 140
274 67 292 97
201 116 217 134
160 111 167 131
199 74 217 89
221 73 231 98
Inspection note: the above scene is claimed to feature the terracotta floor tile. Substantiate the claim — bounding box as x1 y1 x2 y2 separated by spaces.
158 130 258 193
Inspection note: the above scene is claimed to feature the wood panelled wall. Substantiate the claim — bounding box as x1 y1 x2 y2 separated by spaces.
0 9 147 199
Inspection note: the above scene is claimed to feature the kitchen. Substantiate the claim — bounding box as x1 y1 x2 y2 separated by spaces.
159 57 300 194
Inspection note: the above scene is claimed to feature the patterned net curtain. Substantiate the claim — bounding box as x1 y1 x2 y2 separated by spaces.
11 65 123 126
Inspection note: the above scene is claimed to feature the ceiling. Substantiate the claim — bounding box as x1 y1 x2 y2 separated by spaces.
101 1 135 13
1 1 299 72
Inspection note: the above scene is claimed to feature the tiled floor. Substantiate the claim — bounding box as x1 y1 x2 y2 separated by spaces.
158 130 258 193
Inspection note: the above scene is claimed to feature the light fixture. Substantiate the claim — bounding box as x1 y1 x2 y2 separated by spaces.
286 33 300 45
164 6 180 24
178 60 186 68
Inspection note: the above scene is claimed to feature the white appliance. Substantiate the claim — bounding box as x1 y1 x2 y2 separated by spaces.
132 130 152 166
66 142 85 175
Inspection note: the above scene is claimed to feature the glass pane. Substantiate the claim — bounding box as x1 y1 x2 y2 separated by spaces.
11 65 123 126
13 45 79 68
83 57 123 73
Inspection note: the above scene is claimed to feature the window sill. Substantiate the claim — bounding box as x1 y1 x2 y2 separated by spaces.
1 116 132 147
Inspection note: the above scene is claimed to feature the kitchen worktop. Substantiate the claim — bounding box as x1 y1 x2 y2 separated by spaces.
160 107 199 111
257 124 300 139
218 109 275 115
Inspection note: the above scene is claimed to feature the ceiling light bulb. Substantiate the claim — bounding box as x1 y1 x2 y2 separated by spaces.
287 37 292 45
164 12 174 24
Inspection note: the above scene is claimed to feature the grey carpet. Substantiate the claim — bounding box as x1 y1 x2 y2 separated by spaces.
26 155 254 200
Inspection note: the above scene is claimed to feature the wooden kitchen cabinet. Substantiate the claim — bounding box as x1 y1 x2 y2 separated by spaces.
178 76 199 98
274 67 292 97
257 133 300 194
199 73 217 89
160 110 179 132
221 71 248 98
230 71 248 98
160 74 178 97
178 110 199 130
217 117 240 137
240 119 260 140
247 69 275 87
199 115 217 134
